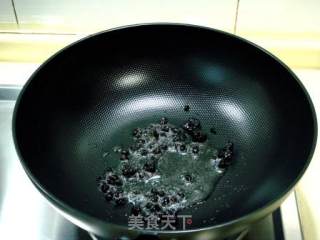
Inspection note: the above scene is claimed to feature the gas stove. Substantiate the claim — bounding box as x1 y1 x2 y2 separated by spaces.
0 86 303 240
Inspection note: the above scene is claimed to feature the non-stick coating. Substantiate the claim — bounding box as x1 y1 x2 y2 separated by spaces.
14 25 316 231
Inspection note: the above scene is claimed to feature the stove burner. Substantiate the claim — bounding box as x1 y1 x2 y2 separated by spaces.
89 229 248 240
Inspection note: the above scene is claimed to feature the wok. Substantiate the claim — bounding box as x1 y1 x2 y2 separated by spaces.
13 24 317 239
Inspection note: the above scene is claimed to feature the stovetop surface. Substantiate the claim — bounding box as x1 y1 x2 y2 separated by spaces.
0 86 303 240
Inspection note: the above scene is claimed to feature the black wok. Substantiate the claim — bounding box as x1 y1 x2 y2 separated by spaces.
13 24 317 239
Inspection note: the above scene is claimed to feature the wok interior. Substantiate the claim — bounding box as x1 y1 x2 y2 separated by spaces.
14 25 315 229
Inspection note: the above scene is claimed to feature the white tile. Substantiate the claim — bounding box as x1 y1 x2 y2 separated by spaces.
0 62 39 85
236 0 320 69
294 69 320 240
0 0 16 24
14 0 237 33
237 0 320 34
